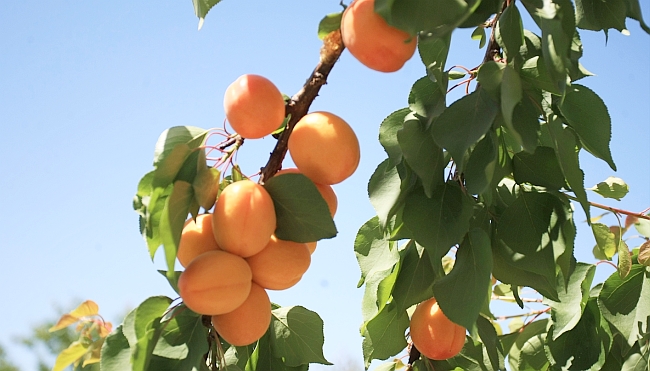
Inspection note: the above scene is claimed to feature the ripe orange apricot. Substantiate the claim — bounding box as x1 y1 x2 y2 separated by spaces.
276 168 338 216
306 242 317 254
288 112 360 185
410 298 466 360
224 74 286 139
212 180 276 258
246 235 311 290
177 214 220 268
211 283 271 346
341 0 417 72
178 250 252 315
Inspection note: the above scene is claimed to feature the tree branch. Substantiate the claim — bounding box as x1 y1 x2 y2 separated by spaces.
259 30 345 184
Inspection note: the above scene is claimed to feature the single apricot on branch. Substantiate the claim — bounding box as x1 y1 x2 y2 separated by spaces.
224 74 286 139
178 250 252 315
212 180 276 258
246 235 312 290
177 214 220 268
341 0 417 72
410 297 466 360
288 111 360 185
211 283 271 346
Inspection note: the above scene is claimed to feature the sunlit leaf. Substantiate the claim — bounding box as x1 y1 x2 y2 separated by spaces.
589 176 629 200
317 12 342 39
270 306 331 366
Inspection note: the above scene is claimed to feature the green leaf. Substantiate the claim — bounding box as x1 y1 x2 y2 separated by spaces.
545 263 596 339
317 12 342 39
355 217 398 287
501 65 523 130
496 3 525 64
545 115 591 221
192 0 222 27
589 176 629 200
521 56 563 95
576 0 628 33
417 33 451 90
379 108 409 166
465 131 498 195
269 306 331 366
361 301 409 367
477 61 505 97
264 173 337 243
634 217 650 238
392 242 435 312
248 330 308 371
153 126 209 167
403 182 475 260
100 324 132 371
592 222 618 260
625 0 650 34
476 316 506 371
368 160 403 228
513 146 566 190
460 0 500 28
159 181 194 280
507 319 549 371
598 264 650 347
153 305 209 367
546 298 611 370
559 84 616 171
434 228 493 329
192 150 220 210
618 240 633 279
398 113 446 197
375 0 472 37
471 26 487 48
432 88 500 171
132 296 173 370
409 76 447 122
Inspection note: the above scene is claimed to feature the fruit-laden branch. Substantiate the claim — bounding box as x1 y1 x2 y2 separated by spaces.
259 30 346 184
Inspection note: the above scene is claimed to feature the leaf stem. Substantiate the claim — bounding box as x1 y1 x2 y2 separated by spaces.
495 308 548 321
563 193 650 221
258 30 346 184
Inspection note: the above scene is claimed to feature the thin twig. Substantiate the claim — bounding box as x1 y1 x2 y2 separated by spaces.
563 193 650 221
258 30 345 184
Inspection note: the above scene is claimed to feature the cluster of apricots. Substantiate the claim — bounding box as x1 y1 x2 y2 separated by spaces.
341 0 417 73
176 73 359 346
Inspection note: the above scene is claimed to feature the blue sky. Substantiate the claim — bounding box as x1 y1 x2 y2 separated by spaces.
0 1 648 370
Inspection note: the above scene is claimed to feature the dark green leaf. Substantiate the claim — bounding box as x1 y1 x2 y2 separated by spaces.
476 316 506 371
501 65 523 131
264 173 337 243
317 12 342 39
625 0 650 33
461 0 500 28
496 3 525 64
417 33 452 90
465 131 498 195
248 330 308 371
507 319 549 370
546 298 611 370
398 114 446 197
471 26 487 49
545 115 591 221
408 76 447 122
513 146 566 190
392 242 435 312
598 264 650 347
100 324 132 371
159 181 194 280
153 306 208 368
510 94 541 155
559 84 616 170
132 296 173 370
269 306 331 366
434 228 493 329
403 182 475 260
521 56 563 95
379 108 409 166
361 301 409 367
375 0 472 37
477 61 505 98
576 0 628 33
192 149 219 210
432 88 500 171
544 263 596 339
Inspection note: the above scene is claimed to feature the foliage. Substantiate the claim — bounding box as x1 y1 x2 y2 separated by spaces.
50 0 650 370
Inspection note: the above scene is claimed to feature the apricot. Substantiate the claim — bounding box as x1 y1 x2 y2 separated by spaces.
276 168 338 216
246 235 311 290
211 283 271 346
177 214 220 268
410 298 466 360
288 112 360 185
178 250 252 315
212 180 276 258
224 74 286 139
306 242 317 254
341 0 417 72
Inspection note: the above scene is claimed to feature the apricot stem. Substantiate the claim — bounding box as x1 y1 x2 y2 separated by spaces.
563 193 650 221
259 30 346 184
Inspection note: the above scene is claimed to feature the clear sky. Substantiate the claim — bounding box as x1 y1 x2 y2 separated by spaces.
1 1 648 370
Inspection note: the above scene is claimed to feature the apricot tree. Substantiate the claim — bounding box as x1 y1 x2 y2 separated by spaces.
51 0 650 370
